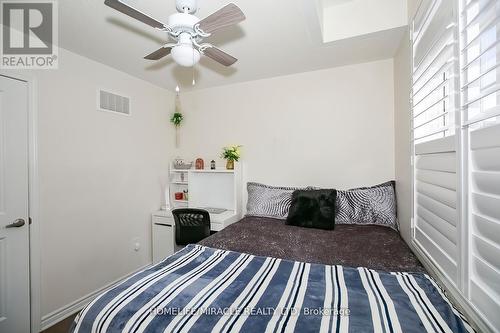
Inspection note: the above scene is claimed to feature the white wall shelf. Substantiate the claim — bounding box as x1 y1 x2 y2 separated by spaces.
171 181 188 185
189 169 235 173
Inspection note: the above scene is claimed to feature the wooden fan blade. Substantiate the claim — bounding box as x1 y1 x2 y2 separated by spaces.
144 46 173 60
197 3 246 34
203 46 237 67
104 0 166 30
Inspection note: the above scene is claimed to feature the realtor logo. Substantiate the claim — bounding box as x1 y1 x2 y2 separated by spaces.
1 0 58 69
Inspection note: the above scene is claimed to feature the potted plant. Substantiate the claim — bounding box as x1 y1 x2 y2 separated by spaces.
221 145 242 170
171 112 183 127
170 112 183 147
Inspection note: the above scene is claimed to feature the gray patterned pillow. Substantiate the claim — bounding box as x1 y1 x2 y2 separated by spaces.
246 182 309 219
335 181 398 230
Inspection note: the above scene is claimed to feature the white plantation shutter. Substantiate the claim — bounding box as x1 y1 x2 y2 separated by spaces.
469 125 500 330
411 0 461 289
412 0 500 330
461 0 500 330
412 0 458 144
414 138 459 285
411 0 500 330
461 0 500 127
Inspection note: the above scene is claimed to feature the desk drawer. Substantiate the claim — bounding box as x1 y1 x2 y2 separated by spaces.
210 222 224 232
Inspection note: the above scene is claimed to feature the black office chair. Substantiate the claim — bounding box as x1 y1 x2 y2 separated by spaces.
172 209 211 245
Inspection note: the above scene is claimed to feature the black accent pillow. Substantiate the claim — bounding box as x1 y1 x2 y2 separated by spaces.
286 189 337 230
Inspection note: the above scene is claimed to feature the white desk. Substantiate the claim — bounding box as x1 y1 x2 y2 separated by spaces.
152 209 239 231
151 209 241 264
151 211 175 264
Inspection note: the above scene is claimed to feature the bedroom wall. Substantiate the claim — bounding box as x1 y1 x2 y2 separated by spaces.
2 48 174 323
321 0 407 42
393 30 412 244
407 0 422 19
177 59 396 191
393 0 421 244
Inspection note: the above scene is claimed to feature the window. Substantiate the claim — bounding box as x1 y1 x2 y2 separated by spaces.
411 0 500 331
461 0 500 331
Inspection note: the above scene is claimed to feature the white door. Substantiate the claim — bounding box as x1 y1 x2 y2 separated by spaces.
0 76 30 333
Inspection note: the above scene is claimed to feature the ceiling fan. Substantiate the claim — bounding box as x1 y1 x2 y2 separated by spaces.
104 0 246 67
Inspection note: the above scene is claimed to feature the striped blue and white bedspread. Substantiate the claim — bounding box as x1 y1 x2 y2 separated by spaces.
72 245 472 333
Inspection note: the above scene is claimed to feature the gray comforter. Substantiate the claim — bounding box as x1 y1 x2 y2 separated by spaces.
200 217 424 273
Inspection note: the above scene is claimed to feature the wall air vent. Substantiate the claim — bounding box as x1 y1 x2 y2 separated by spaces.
98 89 131 116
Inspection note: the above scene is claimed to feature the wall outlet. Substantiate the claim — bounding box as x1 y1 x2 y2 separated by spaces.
132 237 141 252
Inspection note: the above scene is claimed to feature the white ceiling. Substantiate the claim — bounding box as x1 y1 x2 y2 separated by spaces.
59 0 406 91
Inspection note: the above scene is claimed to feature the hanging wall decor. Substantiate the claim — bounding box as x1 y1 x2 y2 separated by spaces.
171 86 184 148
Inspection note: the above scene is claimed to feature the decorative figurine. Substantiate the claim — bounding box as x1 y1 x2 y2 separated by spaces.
195 158 204 170
210 160 216 170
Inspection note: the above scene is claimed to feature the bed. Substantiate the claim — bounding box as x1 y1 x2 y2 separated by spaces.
71 228 472 332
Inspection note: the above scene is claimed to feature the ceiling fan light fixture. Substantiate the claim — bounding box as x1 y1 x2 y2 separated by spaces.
172 44 201 67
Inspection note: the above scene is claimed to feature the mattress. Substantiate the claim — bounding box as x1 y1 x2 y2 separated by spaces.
71 245 471 333
199 217 425 273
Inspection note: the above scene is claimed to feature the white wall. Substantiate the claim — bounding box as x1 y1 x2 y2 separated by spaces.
322 0 407 42
393 0 422 245
2 48 174 321
393 30 412 244
407 0 422 20
178 59 395 191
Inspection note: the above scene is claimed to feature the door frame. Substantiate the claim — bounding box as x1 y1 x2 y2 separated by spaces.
0 72 41 333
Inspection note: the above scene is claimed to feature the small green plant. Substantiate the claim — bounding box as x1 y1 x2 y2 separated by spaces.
170 112 183 127
221 145 242 162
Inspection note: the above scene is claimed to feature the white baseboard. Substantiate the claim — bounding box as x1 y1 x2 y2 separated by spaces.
40 263 152 331
410 240 495 333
